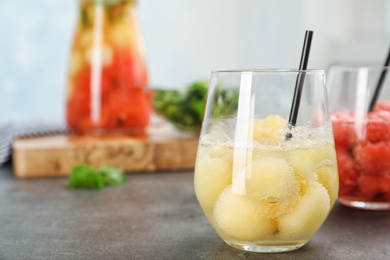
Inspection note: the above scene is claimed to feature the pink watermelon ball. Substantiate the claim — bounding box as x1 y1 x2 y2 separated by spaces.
354 141 390 173
357 173 390 201
331 116 356 149
365 111 390 142
336 149 358 195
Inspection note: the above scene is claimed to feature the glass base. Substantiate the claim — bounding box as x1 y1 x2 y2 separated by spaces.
338 198 390 210
225 241 305 253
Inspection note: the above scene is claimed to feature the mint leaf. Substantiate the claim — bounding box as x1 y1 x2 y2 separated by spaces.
68 164 103 190
99 167 126 187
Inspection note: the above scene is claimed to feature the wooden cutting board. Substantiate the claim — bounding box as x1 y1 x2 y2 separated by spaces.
12 125 199 178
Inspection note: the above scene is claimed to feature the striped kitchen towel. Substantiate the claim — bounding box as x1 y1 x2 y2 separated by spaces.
0 118 70 166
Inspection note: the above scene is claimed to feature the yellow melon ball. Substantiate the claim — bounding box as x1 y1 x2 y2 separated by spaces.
194 145 232 214
250 197 296 219
251 115 287 144
109 21 137 50
277 181 330 240
214 186 276 241
208 145 234 161
245 157 300 218
68 51 84 78
246 157 299 201
316 166 339 208
79 29 93 49
287 143 336 181
294 171 309 196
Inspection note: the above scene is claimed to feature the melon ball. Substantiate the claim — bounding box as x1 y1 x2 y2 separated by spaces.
246 157 299 202
208 144 234 161
245 157 300 218
357 172 390 201
110 22 136 49
251 115 287 144
250 197 296 219
80 29 93 49
69 51 84 77
194 145 232 214
293 170 310 196
287 143 336 181
277 181 330 240
214 186 276 241
316 166 339 208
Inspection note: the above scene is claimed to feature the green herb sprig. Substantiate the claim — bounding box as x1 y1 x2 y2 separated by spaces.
152 80 208 133
68 164 126 190
152 80 239 133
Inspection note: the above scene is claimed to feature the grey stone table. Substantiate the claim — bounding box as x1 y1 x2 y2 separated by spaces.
1 163 390 260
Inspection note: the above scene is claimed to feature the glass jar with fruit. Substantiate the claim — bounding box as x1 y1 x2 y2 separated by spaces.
328 65 390 210
66 0 150 134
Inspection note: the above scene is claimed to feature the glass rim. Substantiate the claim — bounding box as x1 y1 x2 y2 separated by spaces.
211 69 325 74
328 64 390 70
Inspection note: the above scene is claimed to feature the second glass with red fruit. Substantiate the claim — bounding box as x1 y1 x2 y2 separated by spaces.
328 65 390 210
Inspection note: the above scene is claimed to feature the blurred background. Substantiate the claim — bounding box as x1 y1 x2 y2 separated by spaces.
1 0 390 124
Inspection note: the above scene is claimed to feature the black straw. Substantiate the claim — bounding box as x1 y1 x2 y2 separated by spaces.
368 45 390 112
286 30 313 140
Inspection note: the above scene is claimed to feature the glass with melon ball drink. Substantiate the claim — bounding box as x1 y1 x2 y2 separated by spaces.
328 65 390 210
194 70 338 253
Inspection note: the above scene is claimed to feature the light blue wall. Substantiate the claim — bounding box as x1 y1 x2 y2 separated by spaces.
0 0 76 123
0 0 389 123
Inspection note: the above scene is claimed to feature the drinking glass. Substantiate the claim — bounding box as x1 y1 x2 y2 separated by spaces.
194 70 338 253
327 65 390 210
